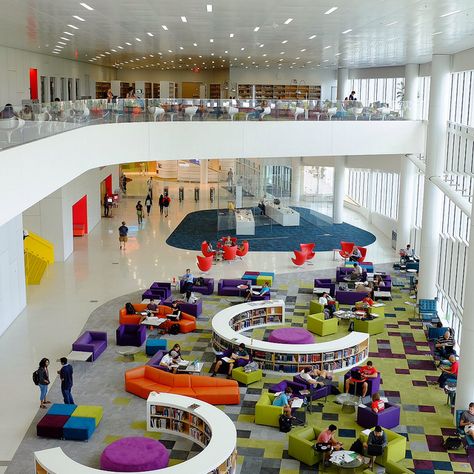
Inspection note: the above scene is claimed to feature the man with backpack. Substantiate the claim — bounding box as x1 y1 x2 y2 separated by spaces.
118 221 128 250
163 193 170 217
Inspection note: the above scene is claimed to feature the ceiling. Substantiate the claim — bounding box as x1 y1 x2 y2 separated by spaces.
2 0 474 72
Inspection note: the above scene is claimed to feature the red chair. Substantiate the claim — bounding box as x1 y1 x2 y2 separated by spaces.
300 243 315 261
236 241 249 259
339 241 355 260
357 246 367 263
291 250 307 266
223 245 237 263
201 241 216 258
196 255 213 273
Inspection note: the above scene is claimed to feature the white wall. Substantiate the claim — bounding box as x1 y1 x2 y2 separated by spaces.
302 155 402 173
0 215 26 336
0 44 116 106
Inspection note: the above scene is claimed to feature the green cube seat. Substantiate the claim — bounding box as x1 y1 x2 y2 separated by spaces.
232 366 263 385
359 428 407 466
307 312 338 336
72 405 103 427
354 316 386 335
288 426 322 466
255 392 284 427
256 275 273 286
309 300 324 314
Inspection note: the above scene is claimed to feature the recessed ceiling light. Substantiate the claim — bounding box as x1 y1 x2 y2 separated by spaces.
241 47 245 50
282 40 288 44
168 49 173 53
105 51 111 55
247 55 251 59
308 34 316 39
118 46 123 49
60 37 70 41
307 60 312 63
211 53 214 56
324 45 332 49
52 51 60 54
73 15 85 22
342 29 352 34
207 4 212 12
323 59 328 62
440 9 461 17
135 38 141 42
161 25 168 30
193 43 198 47
67 24 79 29
55 45 64 49
147 32 154 37
262 53 267 56
385 21 398 26
142 56 146 59
254 26 260 32
284 18 293 24
432 31 443 35
63 31 74 36
335 52 342 56
100 54 105 57
149 54 154 57
181 16 187 23
80 2 94 10
125 42 131 45
179 46 184 50
58 41 66 45
300 48 306 52
324 7 338 15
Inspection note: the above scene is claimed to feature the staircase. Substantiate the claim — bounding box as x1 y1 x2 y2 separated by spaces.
24 232 54 284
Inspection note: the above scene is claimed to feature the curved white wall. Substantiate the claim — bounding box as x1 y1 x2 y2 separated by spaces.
0 120 426 226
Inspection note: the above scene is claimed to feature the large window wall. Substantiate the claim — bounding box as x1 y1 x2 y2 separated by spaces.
349 77 405 109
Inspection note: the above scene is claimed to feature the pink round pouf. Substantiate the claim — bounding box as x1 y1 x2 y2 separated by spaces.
268 327 314 344
100 437 169 472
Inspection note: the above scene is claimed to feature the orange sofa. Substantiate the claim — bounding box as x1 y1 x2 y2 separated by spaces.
119 304 196 333
125 365 240 404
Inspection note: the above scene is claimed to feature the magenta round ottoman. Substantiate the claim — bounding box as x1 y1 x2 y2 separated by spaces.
268 327 314 344
100 437 169 472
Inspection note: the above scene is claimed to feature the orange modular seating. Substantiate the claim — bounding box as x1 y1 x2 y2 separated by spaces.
125 365 240 404
119 304 196 333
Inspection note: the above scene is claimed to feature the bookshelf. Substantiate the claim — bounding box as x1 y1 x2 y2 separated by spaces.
255 84 274 100
153 82 160 98
160 81 176 99
212 300 369 373
238 84 322 100
111 80 130 98
209 83 221 99
95 81 111 99
238 84 253 99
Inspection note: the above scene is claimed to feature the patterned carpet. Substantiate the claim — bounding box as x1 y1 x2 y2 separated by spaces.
7 266 474 474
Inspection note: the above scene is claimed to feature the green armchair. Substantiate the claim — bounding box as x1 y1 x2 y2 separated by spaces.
354 316 386 335
255 392 284 427
309 299 339 314
355 302 385 318
288 426 322 466
359 428 407 466
307 312 338 336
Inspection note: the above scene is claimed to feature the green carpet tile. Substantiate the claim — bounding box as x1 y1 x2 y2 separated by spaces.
6 265 474 474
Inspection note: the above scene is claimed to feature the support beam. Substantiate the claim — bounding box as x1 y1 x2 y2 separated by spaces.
200 159 208 185
291 157 302 203
333 156 346 224
404 64 419 120
397 156 417 249
336 68 349 101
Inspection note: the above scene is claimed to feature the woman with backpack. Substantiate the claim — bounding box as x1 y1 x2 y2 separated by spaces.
163 193 171 217
36 358 51 408
136 200 144 225
145 194 152 217
158 194 164 215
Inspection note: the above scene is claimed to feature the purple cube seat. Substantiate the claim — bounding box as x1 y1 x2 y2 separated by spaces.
142 287 166 301
116 324 146 347
251 292 271 301
268 328 314 345
217 279 252 296
179 278 214 295
150 282 172 299
269 379 307 398
100 437 169 472
357 402 401 429
335 290 370 305
37 414 70 439
344 368 381 396
162 297 203 317
72 331 107 361
293 374 332 401
314 278 336 297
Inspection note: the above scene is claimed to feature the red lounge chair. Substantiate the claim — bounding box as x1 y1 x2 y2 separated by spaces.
357 246 367 263
339 241 355 260
201 241 216 258
300 243 315 260
223 245 237 263
197 255 213 273
291 250 307 266
236 241 249 259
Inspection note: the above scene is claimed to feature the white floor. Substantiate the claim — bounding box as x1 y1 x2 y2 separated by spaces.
0 175 397 466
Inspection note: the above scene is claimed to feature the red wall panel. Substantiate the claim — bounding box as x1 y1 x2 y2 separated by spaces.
29 68 38 100
72 195 88 234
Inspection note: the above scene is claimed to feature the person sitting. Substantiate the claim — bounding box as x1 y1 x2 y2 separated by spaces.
168 301 181 321
272 386 295 417
460 402 474 439
350 263 362 281
345 361 378 398
400 243 418 264
319 292 336 316
371 392 385 413
435 330 455 359
211 343 250 379
349 246 362 262
207 242 214 254
437 354 458 389
373 275 385 289
299 367 330 388
363 425 388 469
146 299 159 314
245 281 270 301
224 236 234 247
160 349 181 374
315 424 344 468
257 200 266 215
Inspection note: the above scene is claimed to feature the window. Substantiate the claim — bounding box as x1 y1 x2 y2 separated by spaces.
350 77 405 110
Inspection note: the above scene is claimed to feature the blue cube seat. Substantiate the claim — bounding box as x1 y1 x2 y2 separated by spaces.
146 338 167 356
47 404 77 416
63 416 96 441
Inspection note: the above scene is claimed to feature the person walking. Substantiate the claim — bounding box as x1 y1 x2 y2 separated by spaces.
158 194 164 215
118 221 128 250
103 193 110 217
37 358 51 409
121 174 127 194
58 357 74 404
136 200 144 224
147 177 153 199
145 194 152 217
163 193 170 217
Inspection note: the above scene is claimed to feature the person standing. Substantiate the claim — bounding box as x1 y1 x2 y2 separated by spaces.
158 194 164 215
227 168 234 188
121 174 127 194
163 193 170 217
58 357 74 404
349 90 357 100
136 200 144 224
118 221 128 250
145 194 152 217
147 177 153 199
103 193 110 217
37 358 51 409
180 268 194 301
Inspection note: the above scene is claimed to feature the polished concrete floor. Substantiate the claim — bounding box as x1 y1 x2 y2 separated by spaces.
0 174 397 466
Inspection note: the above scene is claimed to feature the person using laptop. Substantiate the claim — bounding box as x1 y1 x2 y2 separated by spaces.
319 292 336 316
299 367 331 388
272 386 295 418
363 425 387 469
160 345 186 373
350 263 362 281
211 343 250 379
344 361 378 397
460 402 474 439
168 301 181 321
146 299 159 314
245 281 270 301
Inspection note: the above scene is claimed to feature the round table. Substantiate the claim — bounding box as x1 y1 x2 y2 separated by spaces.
335 393 361 413
100 437 169 471
268 327 314 344
116 346 142 361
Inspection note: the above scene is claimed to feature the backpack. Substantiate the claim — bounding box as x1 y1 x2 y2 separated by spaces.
125 302 136 315
443 436 463 450
195 277 205 287
169 323 180 335
33 369 40 386
279 414 292 433
244 361 259 373
350 438 364 455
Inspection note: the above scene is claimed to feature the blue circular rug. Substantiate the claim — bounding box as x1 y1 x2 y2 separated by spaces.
166 207 376 252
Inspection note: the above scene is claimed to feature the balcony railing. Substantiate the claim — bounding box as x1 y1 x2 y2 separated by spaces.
0 98 417 151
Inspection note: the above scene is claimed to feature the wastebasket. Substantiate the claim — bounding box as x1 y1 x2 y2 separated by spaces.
194 187 200 202
210 187 215 203
179 187 184 202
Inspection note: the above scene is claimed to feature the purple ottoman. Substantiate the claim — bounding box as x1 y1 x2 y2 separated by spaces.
37 414 69 439
268 328 314 344
101 437 169 472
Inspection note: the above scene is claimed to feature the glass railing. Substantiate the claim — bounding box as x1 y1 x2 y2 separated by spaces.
0 98 419 151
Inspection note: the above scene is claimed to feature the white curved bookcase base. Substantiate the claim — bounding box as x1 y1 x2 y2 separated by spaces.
211 300 369 373
34 393 237 474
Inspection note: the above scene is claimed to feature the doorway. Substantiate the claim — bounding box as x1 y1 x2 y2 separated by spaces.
72 195 88 236
29 68 38 100
182 82 202 99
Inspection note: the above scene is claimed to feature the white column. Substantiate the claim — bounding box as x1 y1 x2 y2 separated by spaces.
291 157 301 203
405 64 419 120
418 55 452 300
333 156 346 224
200 159 208 185
397 156 417 250
336 68 349 101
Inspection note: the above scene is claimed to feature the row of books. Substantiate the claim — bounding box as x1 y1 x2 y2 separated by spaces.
149 406 185 420
189 426 210 445
149 417 186 432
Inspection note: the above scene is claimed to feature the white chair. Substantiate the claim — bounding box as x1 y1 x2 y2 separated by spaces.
327 107 337 120
0 118 24 144
352 107 363 120
294 107 304 121
261 106 271 120
226 106 239 120
184 106 198 121
152 107 165 121
379 107 391 120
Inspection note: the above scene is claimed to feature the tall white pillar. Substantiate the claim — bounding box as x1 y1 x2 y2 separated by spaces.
397 156 417 250
405 64 419 120
291 157 302 203
418 55 452 300
337 68 349 101
333 156 346 224
200 159 208 185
